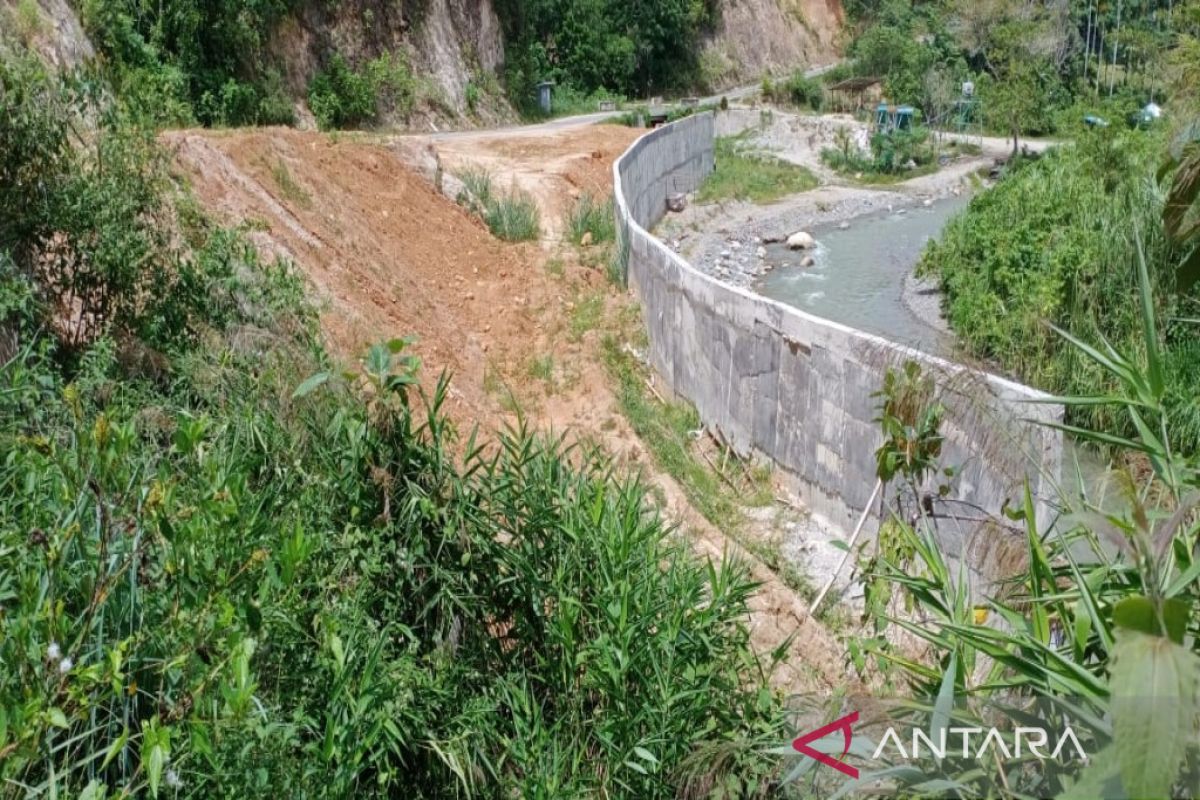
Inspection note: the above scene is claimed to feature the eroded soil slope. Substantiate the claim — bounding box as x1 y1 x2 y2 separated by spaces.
167 127 542 423
167 122 853 697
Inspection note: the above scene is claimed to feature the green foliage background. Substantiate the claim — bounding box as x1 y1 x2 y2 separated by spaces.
0 50 785 798
918 129 1200 452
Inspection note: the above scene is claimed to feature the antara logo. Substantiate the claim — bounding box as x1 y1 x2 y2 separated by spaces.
872 725 1088 761
791 711 1089 778
791 712 860 779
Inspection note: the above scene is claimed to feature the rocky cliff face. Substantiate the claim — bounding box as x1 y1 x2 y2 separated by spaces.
1 0 93 69
703 0 845 86
266 0 509 128
4 0 843 127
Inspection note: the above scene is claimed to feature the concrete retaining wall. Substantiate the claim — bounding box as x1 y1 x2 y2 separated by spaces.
613 113 1062 568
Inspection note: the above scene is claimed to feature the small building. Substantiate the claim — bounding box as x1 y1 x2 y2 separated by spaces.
826 76 883 115
536 81 554 114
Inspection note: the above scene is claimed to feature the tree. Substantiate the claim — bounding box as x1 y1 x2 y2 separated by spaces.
986 55 1045 157
952 0 1069 150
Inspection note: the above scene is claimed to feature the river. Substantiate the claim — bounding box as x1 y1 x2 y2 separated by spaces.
755 193 972 359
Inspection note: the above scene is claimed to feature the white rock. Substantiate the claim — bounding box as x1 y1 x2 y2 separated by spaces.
786 231 816 250
800 255 816 268
730 241 742 250
756 246 767 259
923 198 933 207
838 221 850 230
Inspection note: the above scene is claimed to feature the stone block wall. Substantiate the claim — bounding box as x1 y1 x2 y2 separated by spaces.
613 112 1062 573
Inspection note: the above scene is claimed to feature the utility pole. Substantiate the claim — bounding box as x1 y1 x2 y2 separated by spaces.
1083 1 1093 89
1109 0 1122 98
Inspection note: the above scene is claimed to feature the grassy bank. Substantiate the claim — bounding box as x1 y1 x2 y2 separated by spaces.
696 135 817 205
917 130 1200 451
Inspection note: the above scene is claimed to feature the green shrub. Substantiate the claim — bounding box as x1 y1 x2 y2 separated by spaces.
308 51 416 131
917 130 1200 450
782 71 823 110
821 127 938 181
1 46 786 798
567 193 615 245
0 53 246 352
80 0 302 127
307 53 377 130
465 80 480 114
365 51 416 118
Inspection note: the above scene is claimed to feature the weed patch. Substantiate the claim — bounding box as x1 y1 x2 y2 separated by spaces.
456 167 541 242
567 193 615 245
569 291 605 341
697 135 817 205
269 157 312 208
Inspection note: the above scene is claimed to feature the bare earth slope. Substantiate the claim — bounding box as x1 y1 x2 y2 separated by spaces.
167 122 853 696
167 127 537 422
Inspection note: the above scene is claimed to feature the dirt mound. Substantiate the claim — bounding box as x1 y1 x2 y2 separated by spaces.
166 126 545 423
423 123 644 241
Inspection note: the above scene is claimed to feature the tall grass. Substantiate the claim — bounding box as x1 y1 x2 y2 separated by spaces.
696 135 818 205
1 55 787 797
456 167 541 242
567 193 615 245
788 330 1200 797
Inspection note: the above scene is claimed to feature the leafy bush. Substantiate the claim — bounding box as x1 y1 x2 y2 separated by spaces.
308 52 416 131
785 72 823 110
80 0 301 127
821 126 935 181
0 54 248 352
867 127 933 172
307 53 377 130
495 0 717 115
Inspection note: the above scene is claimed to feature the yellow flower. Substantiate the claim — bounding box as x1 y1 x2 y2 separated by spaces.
93 414 110 447
63 384 82 420
973 606 990 625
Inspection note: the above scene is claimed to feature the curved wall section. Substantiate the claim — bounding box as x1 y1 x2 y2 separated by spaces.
613 112 1062 559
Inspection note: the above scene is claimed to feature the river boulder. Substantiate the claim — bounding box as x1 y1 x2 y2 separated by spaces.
786 231 816 250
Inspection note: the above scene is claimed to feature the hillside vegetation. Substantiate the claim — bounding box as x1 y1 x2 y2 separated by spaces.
4 2 1200 798
887 0 1200 452
20 0 840 128
833 0 1193 144
0 50 795 798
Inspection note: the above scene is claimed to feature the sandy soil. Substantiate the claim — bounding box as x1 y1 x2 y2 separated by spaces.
415 123 645 242
166 121 856 697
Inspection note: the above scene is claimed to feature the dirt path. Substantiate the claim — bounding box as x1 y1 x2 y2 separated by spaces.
415 123 643 242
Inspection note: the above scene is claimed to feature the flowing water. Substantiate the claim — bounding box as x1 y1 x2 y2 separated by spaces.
754 192 1112 510
756 194 973 359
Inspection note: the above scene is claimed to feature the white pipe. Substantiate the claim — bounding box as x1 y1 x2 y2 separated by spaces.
809 478 883 616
